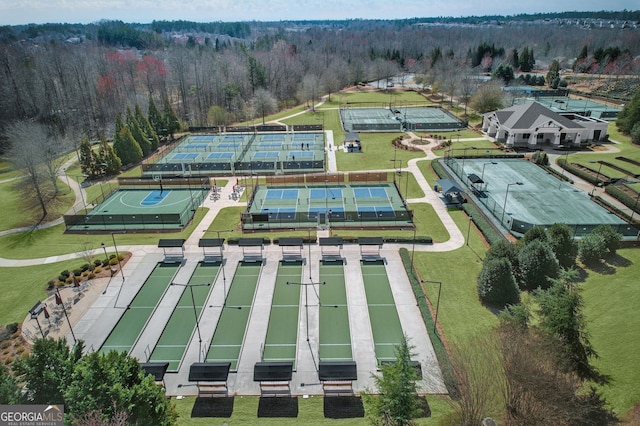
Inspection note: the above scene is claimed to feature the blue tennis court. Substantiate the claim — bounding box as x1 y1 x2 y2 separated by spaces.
252 151 280 159
223 135 244 141
184 143 209 150
140 190 171 206
310 188 344 199
207 152 234 160
262 134 285 140
266 189 299 200
171 153 199 160
262 207 296 220
216 142 241 149
291 141 316 149
191 135 215 141
258 142 283 149
288 151 314 158
354 187 388 198
308 206 345 219
358 205 395 218
293 133 316 140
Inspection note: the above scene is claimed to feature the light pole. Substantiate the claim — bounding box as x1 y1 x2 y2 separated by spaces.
558 151 572 189
501 182 524 227
461 146 476 181
287 281 324 343
111 233 126 308
55 287 76 344
29 302 46 339
590 161 604 196
101 242 114 295
423 280 442 334
481 161 497 181
171 282 210 362
466 215 473 246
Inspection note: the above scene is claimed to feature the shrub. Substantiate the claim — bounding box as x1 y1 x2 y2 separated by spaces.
578 233 607 266
592 225 622 256
109 258 119 266
60 270 70 279
93 259 103 267
517 240 560 291
73 269 83 276
87 273 95 279
477 257 520 307
81 264 91 272
94 267 102 274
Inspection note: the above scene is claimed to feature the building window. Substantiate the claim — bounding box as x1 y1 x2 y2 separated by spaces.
523 133 530 139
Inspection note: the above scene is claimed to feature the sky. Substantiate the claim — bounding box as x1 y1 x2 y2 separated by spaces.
0 0 636 26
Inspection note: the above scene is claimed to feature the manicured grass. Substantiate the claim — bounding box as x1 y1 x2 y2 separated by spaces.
0 257 93 325
171 394 453 425
582 248 640 416
0 208 208 259
323 90 429 108
336 133 425 171
431 138 498 158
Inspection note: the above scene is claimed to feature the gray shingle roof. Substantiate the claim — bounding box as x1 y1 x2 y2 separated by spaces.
494 102 584 130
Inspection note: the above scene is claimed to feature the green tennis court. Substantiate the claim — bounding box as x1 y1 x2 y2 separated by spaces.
149 262 220 371
262 261 303 364
361 260 404 365
319 260 352 362
205 262 261 371
100 262 180 354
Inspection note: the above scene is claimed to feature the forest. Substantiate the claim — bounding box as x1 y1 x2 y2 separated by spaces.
1 11 639 152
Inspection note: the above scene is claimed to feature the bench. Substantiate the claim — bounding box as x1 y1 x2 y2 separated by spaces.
322 381 354 397
259 381 291 397
197 382 228 398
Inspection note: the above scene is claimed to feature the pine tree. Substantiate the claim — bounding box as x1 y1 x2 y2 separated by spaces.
135 103 159 151
126 106 151 156
147 95 166 138
97 136 121 176
162 96 181 137
113 126 143 166
79 137 96 178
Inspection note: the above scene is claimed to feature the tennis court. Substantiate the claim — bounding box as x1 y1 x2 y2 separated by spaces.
148 262 220 371
261 261 303 364
514 96 621 120
99 262 180 355
340 106 465 132
205 262 261 371
448 158 636 237
360 260 405 365
64 187 208 232
143 131 325 176
318 260 352 362
244 182 412 229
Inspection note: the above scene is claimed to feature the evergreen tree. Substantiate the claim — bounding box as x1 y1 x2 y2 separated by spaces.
547 223 578 268
616 88 640 134
96 135 122 176
546 60 561 88
135 103 159 151
592 225 622 257
477 257 520 307
78 137 96 178
148 95 167 138
363 335 422 426
162 96 181 137
113 126 143 166
517 240 560 291
126 106 151 156
0 363 19 404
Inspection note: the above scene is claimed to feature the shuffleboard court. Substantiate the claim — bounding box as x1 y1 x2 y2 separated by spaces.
149 262 220 371
99 263 180 354
360 260 404 364
205 262 262 371
319 260 352 362
262 261 303 364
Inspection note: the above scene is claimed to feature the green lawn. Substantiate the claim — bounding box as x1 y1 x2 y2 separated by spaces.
582 248 640 416
172 394 454 425
0 208 208 259
431 138 498 158
336 133 425 171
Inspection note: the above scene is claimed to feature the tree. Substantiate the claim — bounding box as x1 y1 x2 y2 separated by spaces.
96 135 122 177
135 103 159 152
592 225 622 257
631 122 640 145
79 137 97 178
0 363 19 404
477 257 520 307
535 281 602 382
162 96 181 137
363 335 422 426
517 240 559 291
13 338 84 404
251 88 277 124
546 59 561 88
113 125 143 167
492 63 514 84
126 106 151 156
5 121 59 220
616 88 640 134
520 226 547 246
147 95 166 138
65 351 177 425
578 232 607 266
547 223 578 268
469 82 503 114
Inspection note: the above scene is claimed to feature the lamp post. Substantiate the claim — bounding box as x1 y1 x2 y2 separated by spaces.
29 302 46 339
422 280 442 334
461 146 477 181
466 215 473 246
287 281 324 343
171 282 210 362
558 151 572 189
590 161 604 196
101 242 114 295
55 287 77 344
111 233 126 308
481 161 498 181
501 182 524 227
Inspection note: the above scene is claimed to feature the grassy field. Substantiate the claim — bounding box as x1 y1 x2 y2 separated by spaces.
0 208 209 259
582 248 640 416
171 394 454 425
